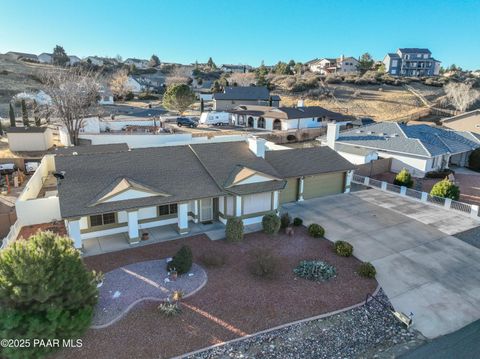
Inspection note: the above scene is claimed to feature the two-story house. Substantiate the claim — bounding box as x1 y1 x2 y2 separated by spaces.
308 55 359 74
383 48 441 77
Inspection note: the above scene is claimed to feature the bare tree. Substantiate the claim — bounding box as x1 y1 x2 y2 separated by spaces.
228 72 256 86
42 68 100 145
165 66 192 85
444 82 479 112
110 69 133 99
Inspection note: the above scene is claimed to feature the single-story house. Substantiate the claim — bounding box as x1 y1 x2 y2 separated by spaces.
84 56 104 66
212 86 281 111
98 86 114 105
68 55 81 66
124 58 150 69
308 55 359 74
49 138 353 248
441 110 480 134
324 121 480 177
38 53 53 64
126 76 144 94
220 64 252 73
7 127 54 152
229 104 354 131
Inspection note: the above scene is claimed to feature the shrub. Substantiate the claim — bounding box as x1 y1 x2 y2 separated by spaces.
0 231 100 359
125 91 134 100
430 177 460 200
308 223 325 238
226 217 244 242
158 302 182 317
293 217 303 226
358 262 376 278
280 212 291 229
262 213 281 235
293 260 337 282
469 148 480 171
167 245 193 274
199 251 226 268
393 168 414 188
334 240 353 257
249 248 279 279
425 169 455 178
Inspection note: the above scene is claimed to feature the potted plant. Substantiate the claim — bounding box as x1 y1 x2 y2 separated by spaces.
141 232 149 241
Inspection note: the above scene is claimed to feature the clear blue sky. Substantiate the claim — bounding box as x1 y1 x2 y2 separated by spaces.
1 0 479 69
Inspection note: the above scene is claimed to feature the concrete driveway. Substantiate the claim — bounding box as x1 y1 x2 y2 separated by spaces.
283 189 480 339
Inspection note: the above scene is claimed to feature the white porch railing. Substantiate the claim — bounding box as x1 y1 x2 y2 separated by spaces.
1 220 22 250
352 174 479 219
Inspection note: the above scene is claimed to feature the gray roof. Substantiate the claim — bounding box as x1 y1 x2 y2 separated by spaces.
387 53 400 58
213 86 277 101
6 52 38 60
265 147 355 178
50 143 129 156
230 105 355 121
7 126 48 133
336 122 480 157
398 48 432 54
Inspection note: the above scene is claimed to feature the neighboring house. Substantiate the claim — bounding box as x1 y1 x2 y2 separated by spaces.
220 64 251 73
124 58 150 69
98 87 114 105
383 48 441 77
17 139 354 249
38 53 53 64
308 55 359 74
212 86 281 111
126 76 144 94
229 104 354 131
84 56 104 66
441 110 480 134
7 127 54 152
68 55 81 66
325 122 480 177
6 52 38 62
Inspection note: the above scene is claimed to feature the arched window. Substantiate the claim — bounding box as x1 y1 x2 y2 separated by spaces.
273 119 282 130
247 117 254 127
257 117 265 129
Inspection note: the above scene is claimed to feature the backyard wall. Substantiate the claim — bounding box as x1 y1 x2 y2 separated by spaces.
355 158 392 177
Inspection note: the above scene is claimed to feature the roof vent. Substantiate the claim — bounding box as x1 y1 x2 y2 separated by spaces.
72 152 78 155
390 133 399 138
367 131 374 135
356 130 363 133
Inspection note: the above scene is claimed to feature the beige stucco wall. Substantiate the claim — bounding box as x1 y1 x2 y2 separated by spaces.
442 112 480 134
7 129 54 151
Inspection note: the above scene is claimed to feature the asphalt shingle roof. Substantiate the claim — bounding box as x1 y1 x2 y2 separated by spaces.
213 86 278 101
230 105 355 121
336 122 480 157
50 143 129 156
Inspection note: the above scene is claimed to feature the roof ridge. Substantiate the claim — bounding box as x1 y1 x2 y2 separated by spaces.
187 144 226 193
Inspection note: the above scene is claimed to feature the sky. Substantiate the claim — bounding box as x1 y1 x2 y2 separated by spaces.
1 0 479 69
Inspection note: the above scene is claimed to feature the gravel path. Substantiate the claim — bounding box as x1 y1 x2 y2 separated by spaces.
92 259 207 327
183 289 425 359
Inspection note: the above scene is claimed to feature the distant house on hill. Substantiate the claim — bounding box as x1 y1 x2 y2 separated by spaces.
6 51 38 62
68 55 81 66
383 48 441 77
124 58 150 69
308 55 359 74
220 64 252 73
212 86 280 111
38 53 53 64
84 56 104 66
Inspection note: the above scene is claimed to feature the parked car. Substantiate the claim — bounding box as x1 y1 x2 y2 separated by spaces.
0 163 17 175
199 111 230 126
176 117 198 128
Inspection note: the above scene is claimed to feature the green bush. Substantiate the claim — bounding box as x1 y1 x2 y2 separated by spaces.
280 212 291 228
125 91 134 101
334 240 353 257
425 169 455 178
262 213 281 235
469 148 480 171
293 260 337 282
0 231 100 359
393 168 414 188
199 251 226 268
167 245 193 274
358 262 376 278
308 223 325 238
430 177 460 200
248 248 279 279
293 217 303 226
226 217 244 242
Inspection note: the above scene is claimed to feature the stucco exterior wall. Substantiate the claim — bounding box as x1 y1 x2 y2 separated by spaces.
8 129 54 151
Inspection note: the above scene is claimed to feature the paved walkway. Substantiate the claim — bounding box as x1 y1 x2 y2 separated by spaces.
92 259 207 328
283 190 480 339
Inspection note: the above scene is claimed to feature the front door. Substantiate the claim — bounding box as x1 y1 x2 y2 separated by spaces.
200 198 213 222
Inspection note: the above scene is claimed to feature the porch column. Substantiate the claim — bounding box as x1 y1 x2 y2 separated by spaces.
192 200 199 223
177 203 189 234
298 177 305 201
127 210 139 244
272 191 279 210
344 170 354 193
235 196 242 217
67 218 82 249
253 118 258 129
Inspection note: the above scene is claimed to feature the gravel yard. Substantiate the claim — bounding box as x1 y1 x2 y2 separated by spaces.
54 227 376 359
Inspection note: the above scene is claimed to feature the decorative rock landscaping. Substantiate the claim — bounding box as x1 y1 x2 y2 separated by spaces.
92 259 207 328
185 290 425 359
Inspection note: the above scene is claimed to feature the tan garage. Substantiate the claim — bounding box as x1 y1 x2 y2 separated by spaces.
303 172 345 200
280 178 298 204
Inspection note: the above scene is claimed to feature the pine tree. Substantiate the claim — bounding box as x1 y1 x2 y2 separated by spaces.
21 99 29 127
8 102 16 127
33 100 41 126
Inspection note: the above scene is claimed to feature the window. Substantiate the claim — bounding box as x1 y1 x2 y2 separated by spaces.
391 60 398 67
90 213 116 227
391 69 397 75
257 117 265 129
158 204 178 216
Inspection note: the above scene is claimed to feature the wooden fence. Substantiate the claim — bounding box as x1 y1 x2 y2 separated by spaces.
355 158 392 177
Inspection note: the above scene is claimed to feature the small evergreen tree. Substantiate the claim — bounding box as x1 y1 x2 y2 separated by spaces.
149 54 160 67
226 217 244 242
393 169 414 188
52 45 69 66
8 102 16 127
33 99 41 126
0 231 100 359
207 57 217 69
162 84 195 114
167 245 193 274
21 99 29 126
430 178 460 200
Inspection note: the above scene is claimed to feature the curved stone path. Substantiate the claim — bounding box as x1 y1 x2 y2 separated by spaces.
91 259 207 328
